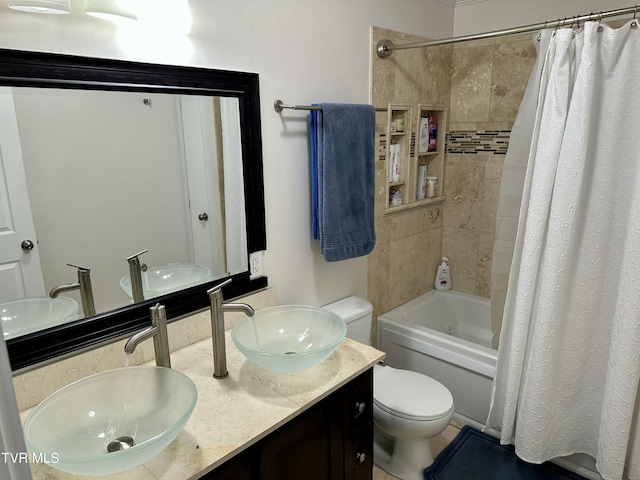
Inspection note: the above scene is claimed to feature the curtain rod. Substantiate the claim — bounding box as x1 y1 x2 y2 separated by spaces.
377 5 640 58
273 99 387 113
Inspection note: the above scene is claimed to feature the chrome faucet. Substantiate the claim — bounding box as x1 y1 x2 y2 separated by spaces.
126 249 148 303
49 263 96 317
124 303 171 368
208 278 254 379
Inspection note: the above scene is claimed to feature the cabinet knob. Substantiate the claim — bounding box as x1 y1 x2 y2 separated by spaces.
354 401 366 418
198 212 209 221
355 451 367 465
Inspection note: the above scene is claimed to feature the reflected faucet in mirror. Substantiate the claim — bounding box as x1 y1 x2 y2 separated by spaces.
126 249 148 303
49 264 96 317
208 278 254 379
124 303 171 368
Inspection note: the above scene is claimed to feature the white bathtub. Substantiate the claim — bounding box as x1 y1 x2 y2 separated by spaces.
377 289 498 426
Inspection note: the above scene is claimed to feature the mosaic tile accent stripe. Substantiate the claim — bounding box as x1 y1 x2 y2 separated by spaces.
378 134 387 162
445 130 511 155
410 132 416 158
377 133 416 160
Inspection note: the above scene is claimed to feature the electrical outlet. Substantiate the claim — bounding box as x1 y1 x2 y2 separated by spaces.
250 251 263 278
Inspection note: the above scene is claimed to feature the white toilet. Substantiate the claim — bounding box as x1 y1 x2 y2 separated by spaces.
323 296 454 480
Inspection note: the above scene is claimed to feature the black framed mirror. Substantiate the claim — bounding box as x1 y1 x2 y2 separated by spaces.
0 48 267 372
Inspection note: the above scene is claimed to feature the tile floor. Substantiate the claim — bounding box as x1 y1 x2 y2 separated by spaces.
372 419 464 480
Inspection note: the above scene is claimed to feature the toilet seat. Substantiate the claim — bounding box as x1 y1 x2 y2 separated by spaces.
374 366 453 421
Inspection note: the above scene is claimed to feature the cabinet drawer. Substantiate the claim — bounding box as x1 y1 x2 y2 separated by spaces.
341 368 373 431
344 421 373 480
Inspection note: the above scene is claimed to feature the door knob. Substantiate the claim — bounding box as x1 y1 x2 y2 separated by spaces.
21 239 35 251
198 213 209 221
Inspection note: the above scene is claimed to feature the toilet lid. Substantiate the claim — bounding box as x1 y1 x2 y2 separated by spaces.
374 366 453 421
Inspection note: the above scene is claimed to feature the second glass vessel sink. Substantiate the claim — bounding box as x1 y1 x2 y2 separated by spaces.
231 305 347 373
0 296 79 339
120 263 212 300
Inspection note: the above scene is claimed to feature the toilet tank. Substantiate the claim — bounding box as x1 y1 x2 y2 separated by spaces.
322 296 373 346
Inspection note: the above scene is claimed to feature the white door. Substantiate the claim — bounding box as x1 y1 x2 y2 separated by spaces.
0 87 45 302
177 95 226 277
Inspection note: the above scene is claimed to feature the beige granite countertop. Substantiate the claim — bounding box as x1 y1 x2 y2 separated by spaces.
26 331 385 480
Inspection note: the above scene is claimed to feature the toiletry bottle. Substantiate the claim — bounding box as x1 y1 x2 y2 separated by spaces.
428 115 438 151
418 116 430 153
392 144 401 182
435 257 451 291
425 176 438 198
417 165 428 200
390 189 402 207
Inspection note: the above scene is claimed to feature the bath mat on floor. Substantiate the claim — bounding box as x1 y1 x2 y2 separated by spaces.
424 426 589 480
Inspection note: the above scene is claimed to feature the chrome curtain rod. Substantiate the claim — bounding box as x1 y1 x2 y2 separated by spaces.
273 99 387 113
377 5 640 58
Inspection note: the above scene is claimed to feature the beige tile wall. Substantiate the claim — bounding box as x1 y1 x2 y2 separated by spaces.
369 26 536 337
444 34 536 297
369 27 452 340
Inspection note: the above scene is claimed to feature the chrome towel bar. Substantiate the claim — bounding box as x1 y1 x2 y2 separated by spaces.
274 99 387 113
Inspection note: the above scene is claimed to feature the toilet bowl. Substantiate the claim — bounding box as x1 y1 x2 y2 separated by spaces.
322 296 455 480
372 364 453 480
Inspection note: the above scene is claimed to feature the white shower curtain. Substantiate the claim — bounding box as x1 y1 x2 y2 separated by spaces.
489 30 552 349
486 20 640 480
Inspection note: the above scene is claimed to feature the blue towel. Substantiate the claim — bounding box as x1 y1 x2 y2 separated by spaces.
310 103 376 262
310 105 320 241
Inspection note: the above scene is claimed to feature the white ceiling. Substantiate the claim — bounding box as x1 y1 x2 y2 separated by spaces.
436 0 487 6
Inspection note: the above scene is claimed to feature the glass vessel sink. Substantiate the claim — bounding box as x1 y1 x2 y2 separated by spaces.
120 263 212 300
0 296 79 339
231 305 347 373
23 366 197 476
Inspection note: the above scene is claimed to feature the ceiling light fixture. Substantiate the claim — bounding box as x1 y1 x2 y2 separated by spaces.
85 0 137 21
8 0 71 14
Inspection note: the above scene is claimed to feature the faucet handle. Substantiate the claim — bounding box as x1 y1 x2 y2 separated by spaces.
126 249 148 263
207 277 233 297
150 302 166 319
66 263 90 272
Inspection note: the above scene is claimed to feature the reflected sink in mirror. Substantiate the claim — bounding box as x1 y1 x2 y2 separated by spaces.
23 366 197 476
120 263 213 300
0 296 79 340
231 305 347 373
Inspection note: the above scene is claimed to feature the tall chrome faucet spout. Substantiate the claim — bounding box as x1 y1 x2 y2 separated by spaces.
126 249 148 303
208 278 254 379
124 326 157 354
49 282 81 297
49 264 96 317
124 303 171 368
222 303 255 317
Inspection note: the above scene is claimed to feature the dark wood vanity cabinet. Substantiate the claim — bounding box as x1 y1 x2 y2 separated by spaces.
200 368 373 480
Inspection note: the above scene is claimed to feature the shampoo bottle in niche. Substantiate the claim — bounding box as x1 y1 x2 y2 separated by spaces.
428 115 438 151
435 257 451 291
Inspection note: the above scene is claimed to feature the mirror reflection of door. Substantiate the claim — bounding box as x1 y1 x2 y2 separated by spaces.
179 95 226 276
0 87 46 302
179 95 246 278
1 87 247 332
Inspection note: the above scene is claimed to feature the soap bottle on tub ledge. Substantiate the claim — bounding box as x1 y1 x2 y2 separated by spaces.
435 257 451 291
